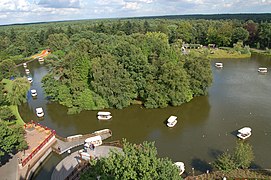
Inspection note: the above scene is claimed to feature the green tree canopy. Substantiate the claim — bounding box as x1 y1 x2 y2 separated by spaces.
8 77 30 105
0 122 27 161
213 141 254 172
80 140 182 180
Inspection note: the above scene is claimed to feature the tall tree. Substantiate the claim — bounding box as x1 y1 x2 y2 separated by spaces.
0 122 27 161
47 33 70 51
8 78 30 105
90 54 137 109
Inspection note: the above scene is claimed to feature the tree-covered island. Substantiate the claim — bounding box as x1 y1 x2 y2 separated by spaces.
42 31 212 114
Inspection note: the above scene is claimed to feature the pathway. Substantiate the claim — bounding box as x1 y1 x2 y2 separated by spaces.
51 145 122 180
0 154 18 180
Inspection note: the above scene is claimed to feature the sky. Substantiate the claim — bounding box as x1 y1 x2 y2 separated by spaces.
0 0 270 25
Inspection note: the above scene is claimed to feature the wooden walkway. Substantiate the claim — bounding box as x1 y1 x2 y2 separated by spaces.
52 129 112 155
51 145 122 180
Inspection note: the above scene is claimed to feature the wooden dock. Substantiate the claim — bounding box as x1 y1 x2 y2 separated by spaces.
52 129 112 155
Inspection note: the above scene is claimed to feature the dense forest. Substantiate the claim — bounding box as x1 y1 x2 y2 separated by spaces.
0 14 271 113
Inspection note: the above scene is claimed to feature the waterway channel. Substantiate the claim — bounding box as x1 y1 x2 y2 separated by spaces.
19 54 271 179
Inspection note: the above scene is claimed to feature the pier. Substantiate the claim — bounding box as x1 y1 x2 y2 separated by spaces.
17 122 112 180
52 129 113 155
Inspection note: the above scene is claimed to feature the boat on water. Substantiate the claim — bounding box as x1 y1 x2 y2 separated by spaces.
36 107 44 117
27 77 33 83
174 162 185 175
30 89 37 97
38 57 44 62
167 116 178 127
258 67 267 73
25 69 30 74
23 63 27 68
84 135 102 147
215 62 223 68
97 111 112 120
237 127 252 140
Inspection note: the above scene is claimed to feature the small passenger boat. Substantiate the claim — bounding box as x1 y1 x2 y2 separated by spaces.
174 162 185 175
97 111 112 120
84 135 102 147
237 127 252 140
30 89 37 97
27 77 33 83
215 62 223 68
25 69 30 74
167 116 178 127
258 67 267 73
36 107 44 117
23 63 27 68
38 57 44 62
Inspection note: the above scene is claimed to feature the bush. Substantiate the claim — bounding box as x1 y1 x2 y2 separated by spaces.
213 142 254 172
0 106 15 121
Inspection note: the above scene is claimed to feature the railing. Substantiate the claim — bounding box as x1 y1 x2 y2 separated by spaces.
21 121 56 167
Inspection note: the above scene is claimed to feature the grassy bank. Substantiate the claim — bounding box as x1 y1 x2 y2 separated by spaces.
250 48 271 56
207 48 251 59
1 79 25 126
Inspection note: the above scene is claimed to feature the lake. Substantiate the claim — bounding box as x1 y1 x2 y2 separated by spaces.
19 54 271 179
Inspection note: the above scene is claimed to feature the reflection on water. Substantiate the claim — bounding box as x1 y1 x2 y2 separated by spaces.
19 54 271 179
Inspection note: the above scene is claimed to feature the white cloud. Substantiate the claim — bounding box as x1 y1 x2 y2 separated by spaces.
0 0 270 25
38 0 81 8
123 2 140 10
0 0 32 12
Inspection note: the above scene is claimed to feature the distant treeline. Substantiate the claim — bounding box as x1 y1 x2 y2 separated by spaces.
134 13 271 22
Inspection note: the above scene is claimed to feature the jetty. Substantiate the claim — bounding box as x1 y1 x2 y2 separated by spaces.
52 129 112 155
17 121 112 180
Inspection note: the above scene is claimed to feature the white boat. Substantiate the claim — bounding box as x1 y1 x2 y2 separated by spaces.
84 135 102 147
30 89 37 97
27 77 33 83
97 111 112 120
36 107 44 117
258 67 267 73
167 116 178 127
237 127 252 140
174 162 185 175
25 69 30 74
215 62 223 68
23 63 27 68
38 57 44 62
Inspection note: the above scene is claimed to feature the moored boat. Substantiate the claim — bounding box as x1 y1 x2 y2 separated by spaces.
215 62 223 68
25 69 30 74
167 116 177 127
97 111 112 120
84 135 102 147
237 127 252 140
174 162 185 175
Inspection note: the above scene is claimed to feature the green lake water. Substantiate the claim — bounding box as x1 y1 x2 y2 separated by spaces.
19 54 271 179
